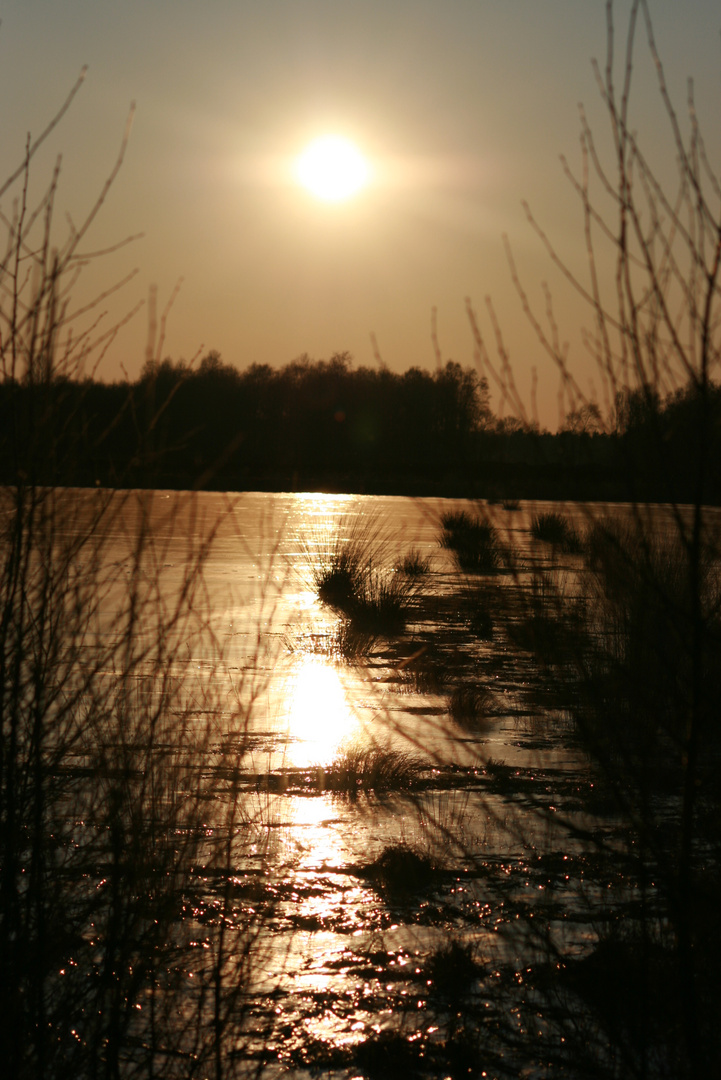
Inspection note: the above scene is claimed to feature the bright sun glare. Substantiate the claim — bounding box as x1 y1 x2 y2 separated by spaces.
295 135 369 202
287 656 357 766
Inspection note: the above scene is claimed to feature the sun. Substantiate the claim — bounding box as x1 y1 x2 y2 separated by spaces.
295 135 369 202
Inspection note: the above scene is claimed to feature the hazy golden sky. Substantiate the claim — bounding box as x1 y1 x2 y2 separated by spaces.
1 1 719 426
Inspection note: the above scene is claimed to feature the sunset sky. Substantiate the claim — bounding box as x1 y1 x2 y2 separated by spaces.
1 1 719 427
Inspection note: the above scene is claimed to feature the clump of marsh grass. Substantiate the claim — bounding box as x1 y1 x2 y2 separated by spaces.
398 547 431 577
485 757 512 780
460 584 495 640
362 842 437 897
309 514 389 609
421 790 479 862
310 517 420 636
439 510 504 573
354 1029 425 1079
531 511 583 553
440 509 481 537
322 744 423 796
427 939 480 1002
351 570 417 635
332 618 379 660
315 548 366 609
448 683 493 729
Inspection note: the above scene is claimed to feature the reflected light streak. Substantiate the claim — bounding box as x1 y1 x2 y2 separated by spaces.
287 794 347 870
280 795 377 1014
286 656 358 767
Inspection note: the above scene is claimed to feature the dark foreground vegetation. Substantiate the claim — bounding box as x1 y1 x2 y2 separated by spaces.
2 2 721 1078
303 501 721 1080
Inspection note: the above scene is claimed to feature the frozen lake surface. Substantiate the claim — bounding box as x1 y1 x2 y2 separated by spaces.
20 487 711 1078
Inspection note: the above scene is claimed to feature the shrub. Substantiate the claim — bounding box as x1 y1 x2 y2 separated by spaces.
0 79 263 1077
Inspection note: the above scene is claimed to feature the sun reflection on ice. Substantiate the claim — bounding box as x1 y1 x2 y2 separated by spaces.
286 794 348 871
286 655 359 767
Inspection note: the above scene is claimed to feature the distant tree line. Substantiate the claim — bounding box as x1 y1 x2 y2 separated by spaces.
1 350 720 501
